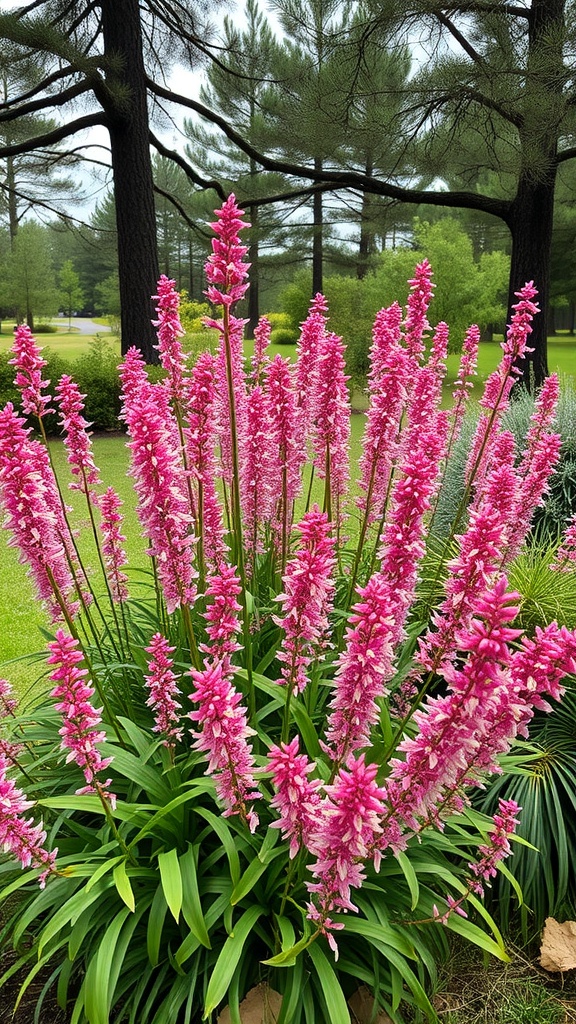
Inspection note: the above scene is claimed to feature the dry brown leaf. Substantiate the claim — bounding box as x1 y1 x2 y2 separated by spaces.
217 984 282 1023
348 985 393 1024
540 917 576 973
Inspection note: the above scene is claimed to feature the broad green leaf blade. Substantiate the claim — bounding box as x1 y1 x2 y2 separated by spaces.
113 859 136 913
180 845 211 948
203 906 264 1018
147 885 168 967
308 942 350 1024
158 848 182 923
396 851 420 911
84 907 132 1024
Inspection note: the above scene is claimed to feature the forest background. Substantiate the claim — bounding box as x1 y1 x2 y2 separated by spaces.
0 1 575 391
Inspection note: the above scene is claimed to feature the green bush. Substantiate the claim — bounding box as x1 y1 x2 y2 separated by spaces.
179 292 210 333
263 311 292 331
74 337 123 431
270 326 299 346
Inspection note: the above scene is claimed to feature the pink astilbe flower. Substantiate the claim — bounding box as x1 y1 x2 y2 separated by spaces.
251 316 271 385
274 507 336 695
0 752 57 887
552 512 576 571
0 679 23 766
368 302 403 389
189 660 259 831
153 275 188 402
0 404 80 620
56 375 101 500
468 799 521 896
99 487 129 603
506 374 561 560
313 331 351 521
357 335 412 526
403 260 434 362
379 416 449 639
200 563 242 666
383 580 522 838
212 311 248 487
450 324 480 444
509 621 576 722
323 571 395 764
419 434 520 672
205 194 250 308
265 356 305 554
184 351 226 568
47 630 115 805
9 324 52 418
305 755 387 955
268 737 322 858
466 283 539 490
295 293 328 432
120 374 196 613
144 633 183 746
118 346 149 403
241 384 276 567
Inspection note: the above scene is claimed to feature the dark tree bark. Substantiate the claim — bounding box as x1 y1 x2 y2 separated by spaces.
312 156 323 295
100 0 159 363
246 199 259 338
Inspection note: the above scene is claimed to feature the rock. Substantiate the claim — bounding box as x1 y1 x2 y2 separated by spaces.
348 985 394 1023
540 917 576 972
217 984 282 1023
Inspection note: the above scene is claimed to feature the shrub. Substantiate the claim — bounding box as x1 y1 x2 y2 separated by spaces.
178 291 210 333
0 219 573 1024
270 326 299 345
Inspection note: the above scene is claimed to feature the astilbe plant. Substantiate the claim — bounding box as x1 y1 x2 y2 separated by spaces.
0 196 575 1024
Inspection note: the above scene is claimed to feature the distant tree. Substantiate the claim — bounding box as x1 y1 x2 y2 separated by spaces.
3 220 58 328
59 259 84 328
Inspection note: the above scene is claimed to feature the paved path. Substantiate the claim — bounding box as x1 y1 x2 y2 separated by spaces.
55 317 111 334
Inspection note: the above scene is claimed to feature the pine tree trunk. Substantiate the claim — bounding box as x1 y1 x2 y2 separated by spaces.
507 0 564 390
100 0 159 363
312 159 323 295
507 172 555 389
247 201 259 338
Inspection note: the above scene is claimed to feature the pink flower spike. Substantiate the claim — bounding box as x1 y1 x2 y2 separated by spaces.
305 755 387 941
205 194 250 307
403 260 434 362
144 633 183 747
468 799 521 894
0 753 57 887
323 571 395 763
99 487 129 603
188 660 260 830
268 737 322 857
552 512 576 571
313 331 351 521
56 374 101 500
295 293 328 433
200 564 243 667
153 276 188 402
274 507 337 694
9 324 53 418
47 630 115 805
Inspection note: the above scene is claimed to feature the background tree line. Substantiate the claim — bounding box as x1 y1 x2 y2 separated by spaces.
0 1 576 385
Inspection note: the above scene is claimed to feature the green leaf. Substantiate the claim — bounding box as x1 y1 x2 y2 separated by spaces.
231 849 283 906
99 742 172 803
203 906 265 1018
127 783 213 848
158 848 182 923
86 855 124 893
113 859 136 913
84 907 132 1024
147 885 168 967
396 850 420 911
262 931 314 967
180 845 211 948
308 942 350 1024
38 880 112 957
194 807 241 886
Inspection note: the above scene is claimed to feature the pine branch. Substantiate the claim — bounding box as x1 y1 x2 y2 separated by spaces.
0 113 106 157
149 130 227 200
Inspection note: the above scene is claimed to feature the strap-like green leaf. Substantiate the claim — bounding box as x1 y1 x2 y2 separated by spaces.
158 848 182 923
113 859 136 913
203 906 264 1018
308 942 350 1024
